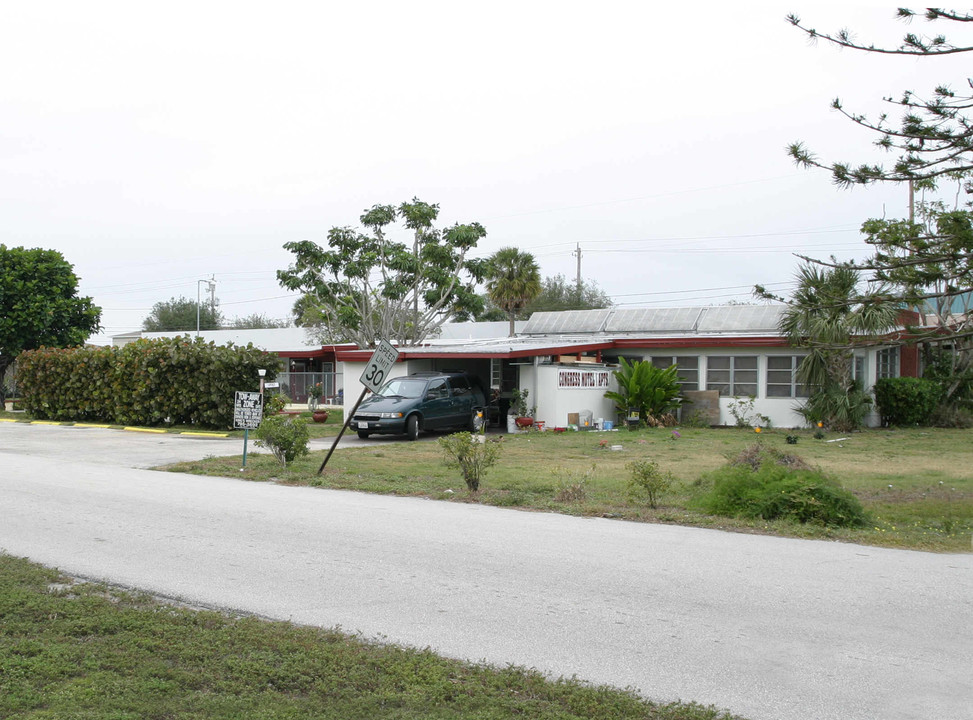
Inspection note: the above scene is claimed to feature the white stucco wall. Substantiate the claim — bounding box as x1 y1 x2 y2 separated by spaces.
531 363 616 428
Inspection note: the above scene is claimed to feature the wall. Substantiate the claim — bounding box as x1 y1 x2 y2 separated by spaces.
532 363 616 428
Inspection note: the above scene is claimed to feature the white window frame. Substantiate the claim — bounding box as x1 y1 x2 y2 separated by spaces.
765 355 809 398
650 355 699 392
706 355 758 397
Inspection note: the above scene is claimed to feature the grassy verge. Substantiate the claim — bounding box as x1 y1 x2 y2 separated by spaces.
0 554 742 720
166 426 973 552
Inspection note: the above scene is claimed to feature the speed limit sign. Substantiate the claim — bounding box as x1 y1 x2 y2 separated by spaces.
360 339 399 392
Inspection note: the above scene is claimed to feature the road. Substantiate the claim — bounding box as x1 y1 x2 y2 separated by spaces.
1 422 971 720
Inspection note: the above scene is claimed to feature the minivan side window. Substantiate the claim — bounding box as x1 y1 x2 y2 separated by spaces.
427 378 449 399
449 376 471 396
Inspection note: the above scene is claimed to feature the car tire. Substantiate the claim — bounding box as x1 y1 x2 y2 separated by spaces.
406 414 420 441
357 430 370 440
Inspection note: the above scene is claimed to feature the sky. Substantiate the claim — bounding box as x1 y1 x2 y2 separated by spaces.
3 3 970 345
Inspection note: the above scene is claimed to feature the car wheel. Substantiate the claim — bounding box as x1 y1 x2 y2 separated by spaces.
357 429 370 440
406 414 420 441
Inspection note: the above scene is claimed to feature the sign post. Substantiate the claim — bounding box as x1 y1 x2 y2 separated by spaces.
317 340 399 474
233 391 263 469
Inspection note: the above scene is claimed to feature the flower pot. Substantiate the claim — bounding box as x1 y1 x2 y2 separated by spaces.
515 416 534 428
312 410 329 423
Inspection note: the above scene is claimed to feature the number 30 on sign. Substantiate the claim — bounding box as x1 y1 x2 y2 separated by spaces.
360 339 399 392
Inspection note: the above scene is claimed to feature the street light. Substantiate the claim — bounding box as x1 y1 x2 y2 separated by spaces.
196 278 216 336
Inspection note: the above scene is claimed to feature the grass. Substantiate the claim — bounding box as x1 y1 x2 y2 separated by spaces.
0 554 743 720
166 426 973 552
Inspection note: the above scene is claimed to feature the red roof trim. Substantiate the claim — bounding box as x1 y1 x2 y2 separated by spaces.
335 337 795 361
612 336 791 349
277 350 331 359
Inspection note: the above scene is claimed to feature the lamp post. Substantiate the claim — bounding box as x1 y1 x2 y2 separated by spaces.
258 368 266 396
196 278 216 336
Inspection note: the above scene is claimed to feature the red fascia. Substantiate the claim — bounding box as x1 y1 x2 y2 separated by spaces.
611 336 790 349
335 341 616 362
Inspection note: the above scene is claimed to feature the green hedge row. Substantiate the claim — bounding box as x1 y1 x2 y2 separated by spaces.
15 337 280 429
873 377 941 427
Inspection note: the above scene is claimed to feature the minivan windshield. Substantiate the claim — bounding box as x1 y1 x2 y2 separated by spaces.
375 377 427 399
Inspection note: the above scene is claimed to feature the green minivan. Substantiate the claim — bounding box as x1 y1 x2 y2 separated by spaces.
350 371 487 441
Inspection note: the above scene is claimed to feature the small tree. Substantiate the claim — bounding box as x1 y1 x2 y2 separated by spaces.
604 358 682 426
627 460 675 509
255 414 310 467
143 296 222 332
523 274 613 317
485 247 542 336
278 199 487 348
439 432 501 493
228 313 289 329
0 246 101 404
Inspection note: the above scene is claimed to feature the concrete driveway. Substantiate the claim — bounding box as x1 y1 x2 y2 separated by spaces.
1 422 971 720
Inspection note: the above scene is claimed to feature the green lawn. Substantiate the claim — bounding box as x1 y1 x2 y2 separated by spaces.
0 554 743 720
166 425 973 552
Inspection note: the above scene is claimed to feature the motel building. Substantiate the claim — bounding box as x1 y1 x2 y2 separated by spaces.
336 306 917 430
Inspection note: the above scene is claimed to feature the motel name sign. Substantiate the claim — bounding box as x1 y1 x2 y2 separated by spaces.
557 368 610 389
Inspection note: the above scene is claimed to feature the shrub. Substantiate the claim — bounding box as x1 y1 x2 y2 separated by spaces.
15 338 280 428
626 459 675 508
874 377 941 426
798 381 873 432
552 465 592 502
692 453 866 527
729 442 812 472
439 432 502 493
254 414 310 467
604 358 682 426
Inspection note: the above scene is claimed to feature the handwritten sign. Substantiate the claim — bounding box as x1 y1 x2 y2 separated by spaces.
233 391 263 430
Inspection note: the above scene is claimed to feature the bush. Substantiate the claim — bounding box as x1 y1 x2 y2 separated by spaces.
798 381 873 432
627 459 675 508
254 414 310 467
439 432 502 493
874 377 942 426
692 449 866 527
552 465 592 502
15 338 280 429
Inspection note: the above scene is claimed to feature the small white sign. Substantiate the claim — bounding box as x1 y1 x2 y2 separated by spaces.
360 339 399 393
264 381 280 389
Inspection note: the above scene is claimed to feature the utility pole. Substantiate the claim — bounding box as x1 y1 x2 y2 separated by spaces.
572 243 582 292
909 179 914 223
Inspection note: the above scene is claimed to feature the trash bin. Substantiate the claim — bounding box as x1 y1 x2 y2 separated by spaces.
627 408 640 431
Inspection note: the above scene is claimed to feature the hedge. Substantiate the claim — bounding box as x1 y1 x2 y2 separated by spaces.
873 376 942 427
15 337 280 429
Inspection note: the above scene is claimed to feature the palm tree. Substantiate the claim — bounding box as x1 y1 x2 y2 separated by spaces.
780 263 898 430
485 248 541 336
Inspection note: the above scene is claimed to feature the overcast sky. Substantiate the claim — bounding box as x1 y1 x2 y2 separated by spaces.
3 3 969 344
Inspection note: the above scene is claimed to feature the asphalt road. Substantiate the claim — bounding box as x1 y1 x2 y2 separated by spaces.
1 422 970 720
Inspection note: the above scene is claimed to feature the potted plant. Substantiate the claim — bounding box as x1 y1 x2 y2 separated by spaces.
510 388 536 428
307 382 325 413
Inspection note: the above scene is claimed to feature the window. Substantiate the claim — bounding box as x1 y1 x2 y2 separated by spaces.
490 358 502 390
706 356 758 396
876 347 899 379
427 378 449 399
851 355 866 384
650 355 699 391
449 376 471 396
766 356 808 398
